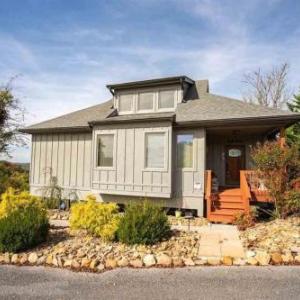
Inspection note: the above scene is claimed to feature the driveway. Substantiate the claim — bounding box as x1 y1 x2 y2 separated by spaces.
0 265 299 300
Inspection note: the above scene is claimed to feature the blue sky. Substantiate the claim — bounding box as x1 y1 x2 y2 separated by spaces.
1 0 300 162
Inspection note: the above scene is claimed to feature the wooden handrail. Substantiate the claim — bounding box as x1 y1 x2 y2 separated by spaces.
240 170 251 213
204 170 212 219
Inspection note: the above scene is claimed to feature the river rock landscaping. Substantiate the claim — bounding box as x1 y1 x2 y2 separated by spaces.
0 216 299 272
240 216 300 265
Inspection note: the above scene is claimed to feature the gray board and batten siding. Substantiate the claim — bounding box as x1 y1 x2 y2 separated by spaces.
30 123 206 216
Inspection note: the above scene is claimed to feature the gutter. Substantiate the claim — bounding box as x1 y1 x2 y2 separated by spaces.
89 115 175 126
19 126 91 134
175 114 300 128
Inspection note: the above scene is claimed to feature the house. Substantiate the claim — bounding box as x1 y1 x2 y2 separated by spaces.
21 76 300 222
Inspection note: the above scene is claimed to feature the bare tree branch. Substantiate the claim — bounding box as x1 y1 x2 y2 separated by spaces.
242 63 291 109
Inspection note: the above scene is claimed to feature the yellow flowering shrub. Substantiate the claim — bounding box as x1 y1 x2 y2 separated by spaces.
70 195 120 241
0 188 45 218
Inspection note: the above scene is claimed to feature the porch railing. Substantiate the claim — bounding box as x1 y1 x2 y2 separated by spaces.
204 170 212 219
240 171 251 212
243 170 273 202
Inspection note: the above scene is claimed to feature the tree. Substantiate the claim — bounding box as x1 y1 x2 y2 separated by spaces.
0 161 29 195
0 79 26 156
243 63 290 109
286 91 300 145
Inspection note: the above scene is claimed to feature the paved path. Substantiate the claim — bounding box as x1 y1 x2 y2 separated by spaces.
197 224 245 258
0 265 299 300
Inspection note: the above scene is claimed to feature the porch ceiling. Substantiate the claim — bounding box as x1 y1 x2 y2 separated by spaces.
206 123 284 137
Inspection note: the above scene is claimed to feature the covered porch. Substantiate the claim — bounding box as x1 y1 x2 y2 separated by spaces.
204 123 285 223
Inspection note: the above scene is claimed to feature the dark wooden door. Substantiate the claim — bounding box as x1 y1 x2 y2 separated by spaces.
225 145 245 186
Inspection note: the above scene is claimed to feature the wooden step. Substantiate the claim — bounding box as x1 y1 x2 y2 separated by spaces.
211 202 245 209
208 214 235 223
210 208 244 216
213 195 243 203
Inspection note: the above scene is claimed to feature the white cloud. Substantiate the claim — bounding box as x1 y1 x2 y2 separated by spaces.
1 1 300 162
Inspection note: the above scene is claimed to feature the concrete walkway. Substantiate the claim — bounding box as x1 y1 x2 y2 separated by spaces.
197 224 245 258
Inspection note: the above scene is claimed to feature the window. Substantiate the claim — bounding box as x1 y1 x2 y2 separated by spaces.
158 90 175 109
145 132 165 168
177 134 193 168
97 134 114 167
119 94 133 112
138 92 154 111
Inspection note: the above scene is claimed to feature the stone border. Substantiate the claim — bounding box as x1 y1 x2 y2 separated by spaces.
0 251 299 273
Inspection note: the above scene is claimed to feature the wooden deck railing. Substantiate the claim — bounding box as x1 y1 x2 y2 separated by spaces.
204 170 212 219
243 170 273 202
240 171 251 212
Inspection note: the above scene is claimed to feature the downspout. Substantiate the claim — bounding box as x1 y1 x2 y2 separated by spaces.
108 87 115 96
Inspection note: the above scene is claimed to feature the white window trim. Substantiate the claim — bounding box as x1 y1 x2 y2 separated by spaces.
175 131 196 171
94 129 117 170
137 91 155 113
143 128 169 172
157 88 177 112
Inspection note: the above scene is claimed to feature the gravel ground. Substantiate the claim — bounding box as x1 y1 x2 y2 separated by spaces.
0 265 299 300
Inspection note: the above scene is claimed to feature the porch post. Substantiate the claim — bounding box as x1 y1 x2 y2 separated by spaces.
279 127 286 148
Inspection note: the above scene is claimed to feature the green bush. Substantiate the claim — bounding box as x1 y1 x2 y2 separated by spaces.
70 195 120 241
0 205 49 252
117 201 171 245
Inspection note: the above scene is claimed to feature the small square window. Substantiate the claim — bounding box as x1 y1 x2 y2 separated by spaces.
97 134 114 167
119 94 133 112
145 132 165 168
158 90 175 109
138 92 154 111
177 134 193 168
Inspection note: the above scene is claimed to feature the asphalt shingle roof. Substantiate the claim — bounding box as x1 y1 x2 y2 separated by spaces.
176 93 298 124
21 78 300 133
21 100 114 133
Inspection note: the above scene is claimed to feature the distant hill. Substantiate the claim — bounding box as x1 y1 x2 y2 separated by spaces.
15 162 30 172
0 161 30 172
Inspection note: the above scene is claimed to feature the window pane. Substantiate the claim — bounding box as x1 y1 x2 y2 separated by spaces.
158 90 175 109
97 134 114 167
119 94 132 112
138 92 154 110
177 134 193 168
145 132 165 168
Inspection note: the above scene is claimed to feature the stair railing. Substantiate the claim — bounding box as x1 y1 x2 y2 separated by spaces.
204 170 212 219
240 170 251 213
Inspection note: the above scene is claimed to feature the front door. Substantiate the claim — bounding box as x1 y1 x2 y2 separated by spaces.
225 145 245 186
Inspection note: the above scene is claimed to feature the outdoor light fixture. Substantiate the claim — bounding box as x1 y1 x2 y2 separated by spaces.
184 211 194 231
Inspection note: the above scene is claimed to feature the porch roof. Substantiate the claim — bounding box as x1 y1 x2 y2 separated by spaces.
176 93 300 126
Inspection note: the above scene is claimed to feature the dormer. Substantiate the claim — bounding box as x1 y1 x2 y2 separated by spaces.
107 76 194 115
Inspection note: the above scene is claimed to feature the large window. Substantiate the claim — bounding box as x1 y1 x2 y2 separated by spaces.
177 134 193 168
158 90 175 109
138 92 154 111
97 134 114 167
119 94 133 112
145 132 165 168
